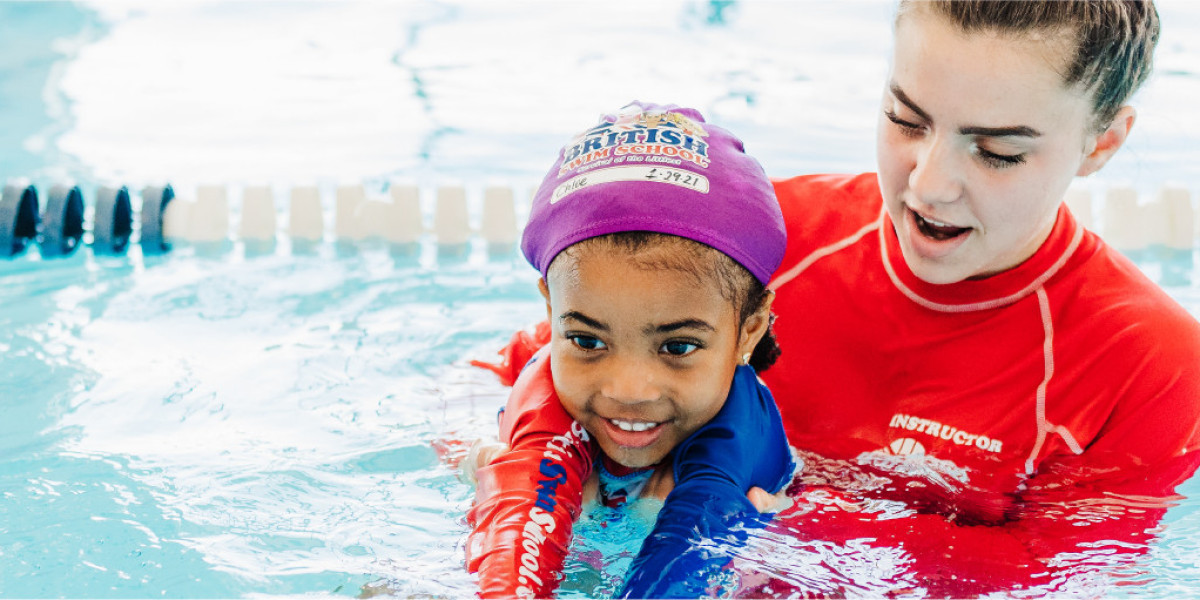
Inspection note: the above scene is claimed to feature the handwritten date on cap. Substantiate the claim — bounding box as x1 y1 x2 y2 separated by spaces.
551 166 710 204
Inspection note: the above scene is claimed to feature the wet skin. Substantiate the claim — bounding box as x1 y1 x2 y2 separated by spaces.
539 246 768 470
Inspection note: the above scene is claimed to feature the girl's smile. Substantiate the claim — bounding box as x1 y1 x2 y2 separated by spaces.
599 418 666 449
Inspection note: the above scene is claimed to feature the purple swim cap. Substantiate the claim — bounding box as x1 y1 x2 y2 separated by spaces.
522 101 785 285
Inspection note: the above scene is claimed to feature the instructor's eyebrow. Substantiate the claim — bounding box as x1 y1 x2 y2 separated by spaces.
890 81 1041 138
560 311 608 331
889 83 932 123
959 123 1041 138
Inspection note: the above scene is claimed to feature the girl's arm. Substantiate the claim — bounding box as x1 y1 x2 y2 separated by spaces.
620 365 795 599
465 348 596 599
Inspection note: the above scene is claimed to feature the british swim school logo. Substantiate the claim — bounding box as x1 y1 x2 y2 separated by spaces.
551 107 714 204
557 107 711 177
513 419 590 599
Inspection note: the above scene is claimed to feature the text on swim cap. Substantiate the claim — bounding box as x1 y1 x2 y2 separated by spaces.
551 166 710 204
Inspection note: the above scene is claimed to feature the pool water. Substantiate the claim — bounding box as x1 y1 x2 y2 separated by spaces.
4 1 1200 598
1 244 546 597
5 243 1200 598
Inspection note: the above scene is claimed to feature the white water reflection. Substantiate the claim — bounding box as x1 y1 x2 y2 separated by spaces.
43 0 1200 193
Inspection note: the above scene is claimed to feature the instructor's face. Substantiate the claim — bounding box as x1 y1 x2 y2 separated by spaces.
877 7 1124 284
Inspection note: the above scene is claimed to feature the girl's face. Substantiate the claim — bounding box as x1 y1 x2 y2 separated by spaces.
540 247 766 469
877 7 1133 284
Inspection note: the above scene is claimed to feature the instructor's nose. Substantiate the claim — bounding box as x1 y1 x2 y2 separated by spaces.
908 134 963 206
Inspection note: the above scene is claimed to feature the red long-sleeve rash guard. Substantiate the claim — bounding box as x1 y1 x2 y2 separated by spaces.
760 173 1200 593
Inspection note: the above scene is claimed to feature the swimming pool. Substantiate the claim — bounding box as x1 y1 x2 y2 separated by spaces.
3 1 1200 597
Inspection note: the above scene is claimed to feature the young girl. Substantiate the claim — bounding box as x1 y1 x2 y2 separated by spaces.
465 102 795 598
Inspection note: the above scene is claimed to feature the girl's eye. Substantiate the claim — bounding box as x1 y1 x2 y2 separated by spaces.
884 109 924 138
975 145 1026 169
660 340 700 357
568 335 606 352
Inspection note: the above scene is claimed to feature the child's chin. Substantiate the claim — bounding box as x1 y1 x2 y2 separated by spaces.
604 444 667 470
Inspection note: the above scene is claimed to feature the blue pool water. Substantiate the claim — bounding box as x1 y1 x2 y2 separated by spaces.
3 1 1200 597
2 246 545 596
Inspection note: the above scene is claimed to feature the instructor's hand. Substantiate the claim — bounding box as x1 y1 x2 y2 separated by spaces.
748 485 793 513
460 439 507 486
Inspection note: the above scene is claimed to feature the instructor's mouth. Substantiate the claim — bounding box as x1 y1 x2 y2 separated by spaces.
912 210 971 241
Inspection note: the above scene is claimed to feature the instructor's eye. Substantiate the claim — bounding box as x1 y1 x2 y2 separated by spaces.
661 340 699 357
569 335 606 351
975 146 1026 169
884 110 924 138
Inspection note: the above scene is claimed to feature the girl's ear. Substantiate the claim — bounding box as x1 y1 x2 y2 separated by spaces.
737 290 775 361
538 278 552 321
1078 105 1136 177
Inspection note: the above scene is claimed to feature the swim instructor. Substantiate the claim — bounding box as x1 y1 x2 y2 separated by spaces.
473 1 1200 595
739 0 1200 594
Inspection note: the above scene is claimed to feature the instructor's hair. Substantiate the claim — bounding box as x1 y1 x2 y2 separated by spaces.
899 0 1160 131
